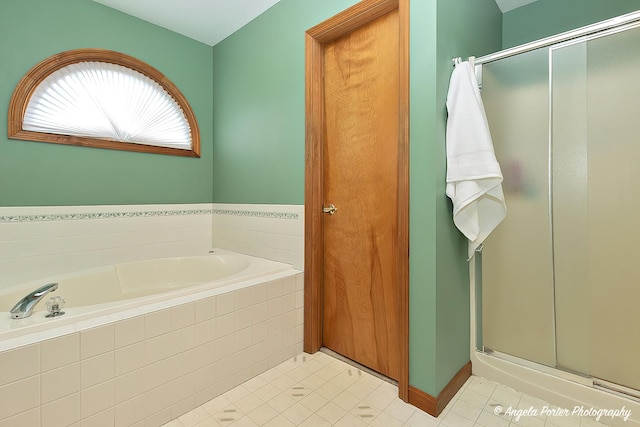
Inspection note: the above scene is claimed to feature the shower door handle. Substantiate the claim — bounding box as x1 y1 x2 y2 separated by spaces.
322 204 337 215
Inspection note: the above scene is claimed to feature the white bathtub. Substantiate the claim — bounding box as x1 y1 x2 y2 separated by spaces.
0 249 293 344
0 249 304 426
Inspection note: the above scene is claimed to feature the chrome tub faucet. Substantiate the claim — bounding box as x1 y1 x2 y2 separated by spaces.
10 283 59 319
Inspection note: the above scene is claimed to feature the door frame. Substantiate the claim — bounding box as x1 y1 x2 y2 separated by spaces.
303 0 410 401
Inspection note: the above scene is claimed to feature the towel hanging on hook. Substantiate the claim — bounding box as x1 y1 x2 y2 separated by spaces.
445 58 506 259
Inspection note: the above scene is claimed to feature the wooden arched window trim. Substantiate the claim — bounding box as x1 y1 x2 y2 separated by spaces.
8 48 200 157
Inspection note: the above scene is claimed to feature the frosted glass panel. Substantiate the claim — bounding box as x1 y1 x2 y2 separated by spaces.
551 25 640 391
480 48 556 367
585 26 640 391
551 42 590 375
482 23 640 392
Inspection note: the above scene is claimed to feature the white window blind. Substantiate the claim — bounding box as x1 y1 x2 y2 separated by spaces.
22 61 192 150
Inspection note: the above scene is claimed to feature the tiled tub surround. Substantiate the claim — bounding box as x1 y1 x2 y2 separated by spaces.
212 204 304 271
0 203 304 292
0 203 306 426
0 204 215 291
0 272 304 427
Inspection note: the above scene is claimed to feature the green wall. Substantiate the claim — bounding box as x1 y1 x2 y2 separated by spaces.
212 0 361 204
409 0 502 397
503 0 640 48
210 0 640 398
0 0 213 206
409 0 440 396
433 0 502 395
214 0 501 396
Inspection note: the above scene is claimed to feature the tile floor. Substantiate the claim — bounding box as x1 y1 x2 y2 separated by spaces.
162 352 611 427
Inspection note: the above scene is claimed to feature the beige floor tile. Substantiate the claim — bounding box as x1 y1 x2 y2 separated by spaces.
221 385 250 403
234 393 263 414
227 416 258 427
252 383 281 402
192 416 221 427
316 401 348 425
314 363 345 381
346 380 376 400
299 373 327 391
315 380 343 400
451 398 484 421
383 398 416 423
467 376 498 397
287 366 313 382
459 388 491 409
246 403 278 425
370 411 404 427
376 380 399 396
299 391 329 412
241 375 268 393
266 392 297 413
332 390 361 411
202 396 232 416
440 410 477 427
300 359 326 373
404 410 440 427
178 406 210 426
264 414 296 427
512 413 546 427
270 373 297 391
159 355 619 427
298 413 332 426
474 410 510 427
334 412 369 427
282 402 313 425
358 373 385 389
286 384 311 400
351 401 380 422
362 388 396 411
209 405 242 426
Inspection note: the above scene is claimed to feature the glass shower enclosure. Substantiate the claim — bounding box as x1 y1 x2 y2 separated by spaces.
477 14 640 397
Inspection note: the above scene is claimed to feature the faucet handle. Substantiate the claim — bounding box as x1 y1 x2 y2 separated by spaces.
45 296 65 318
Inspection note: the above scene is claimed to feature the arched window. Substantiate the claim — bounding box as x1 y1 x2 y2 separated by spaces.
8 49 200 157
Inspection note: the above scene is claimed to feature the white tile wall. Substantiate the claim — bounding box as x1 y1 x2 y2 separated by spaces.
0 274 304 426
0 204 214 290
0 203 305 292
212 204 304 270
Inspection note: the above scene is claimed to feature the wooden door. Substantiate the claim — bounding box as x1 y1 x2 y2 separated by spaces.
321 9 400 380
304 0 408 394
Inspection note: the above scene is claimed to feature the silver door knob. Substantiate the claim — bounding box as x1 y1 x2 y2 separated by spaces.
322 204 337 215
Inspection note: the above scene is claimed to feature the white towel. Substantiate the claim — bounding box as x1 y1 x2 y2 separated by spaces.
445 60 506 259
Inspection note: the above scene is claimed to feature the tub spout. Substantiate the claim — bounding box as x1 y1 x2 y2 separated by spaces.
10 283 58 319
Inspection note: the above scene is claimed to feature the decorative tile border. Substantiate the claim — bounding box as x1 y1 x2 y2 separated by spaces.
1 208 300 223
0 209 212 223
212 209 299 220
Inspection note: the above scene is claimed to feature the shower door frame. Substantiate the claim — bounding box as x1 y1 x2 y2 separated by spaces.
472 10 640 67
471 9 640 400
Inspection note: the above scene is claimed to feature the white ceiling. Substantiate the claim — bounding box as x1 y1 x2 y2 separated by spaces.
92 0 282 46
494 0 539 13
93 0 539 47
